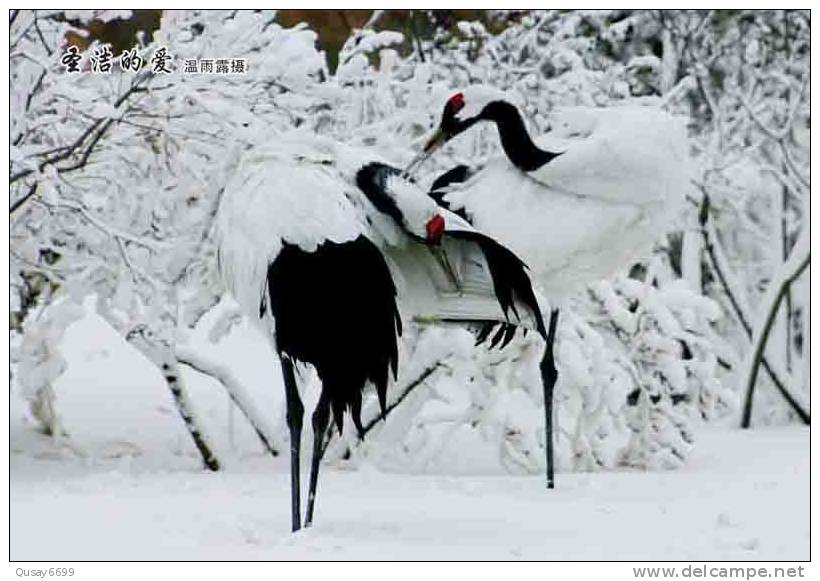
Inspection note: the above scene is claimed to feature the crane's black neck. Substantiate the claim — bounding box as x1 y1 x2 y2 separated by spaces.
479 101 561 172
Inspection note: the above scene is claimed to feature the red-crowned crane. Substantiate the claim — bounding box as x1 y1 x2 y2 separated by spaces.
216 132 547 532
406 86 691 491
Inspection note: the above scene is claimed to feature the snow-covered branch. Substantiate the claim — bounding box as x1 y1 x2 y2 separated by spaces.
697 192 809 424
176 346 281 458
740 231 810 427
124 326 221 471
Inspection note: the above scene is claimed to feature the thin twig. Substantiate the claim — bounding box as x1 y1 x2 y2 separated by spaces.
9 78 151 207
696 191 809 424
741 249 810 427
9 182 38 215
320 361 445 457
41 198 165 252
33 12 53 56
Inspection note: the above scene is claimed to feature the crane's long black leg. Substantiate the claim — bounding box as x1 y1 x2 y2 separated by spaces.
280 355 304 532
305 392 331 527
540 309 560 490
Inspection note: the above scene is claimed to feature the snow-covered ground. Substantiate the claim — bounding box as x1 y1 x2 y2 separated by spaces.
11 427 809 561
10 312 809 561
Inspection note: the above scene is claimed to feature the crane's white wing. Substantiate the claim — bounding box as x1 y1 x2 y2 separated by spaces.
216 144 366 321
383 209 545 335
531 106 691 206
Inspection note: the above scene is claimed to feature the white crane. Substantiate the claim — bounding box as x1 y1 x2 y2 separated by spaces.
216 132 546 532
408 86 691 298
406 85 692 490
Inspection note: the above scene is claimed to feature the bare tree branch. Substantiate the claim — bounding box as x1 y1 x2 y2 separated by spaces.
696 191 810 424
33 11 53 56
10 77 152 215
741 240 810 427
9 182 39 215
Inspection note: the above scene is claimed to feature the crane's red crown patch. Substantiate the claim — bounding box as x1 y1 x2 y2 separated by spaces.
426 214 445 243
448 92 465 113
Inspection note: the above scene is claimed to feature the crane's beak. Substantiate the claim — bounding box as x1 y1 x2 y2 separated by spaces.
403 128 446 178
423 128 446 154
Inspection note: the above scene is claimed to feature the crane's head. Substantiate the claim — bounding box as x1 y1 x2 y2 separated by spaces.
404 85 510 176
381 173 446 245
358 163 447 246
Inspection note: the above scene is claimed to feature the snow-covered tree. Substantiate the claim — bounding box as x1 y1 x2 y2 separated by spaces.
10 9 329 468
10 9 809 477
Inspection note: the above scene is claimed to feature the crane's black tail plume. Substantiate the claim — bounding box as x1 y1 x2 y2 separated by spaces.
268 235 402 531
447 230 547 346
267 236 402 436
429 165 546 347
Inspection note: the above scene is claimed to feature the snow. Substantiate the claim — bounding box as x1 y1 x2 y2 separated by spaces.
11 428 808 560
353 31 404 54
10 311 808 561
9 9 810 562
457 21 487 38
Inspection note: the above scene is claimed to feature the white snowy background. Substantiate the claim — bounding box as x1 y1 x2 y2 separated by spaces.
9 10 809 560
